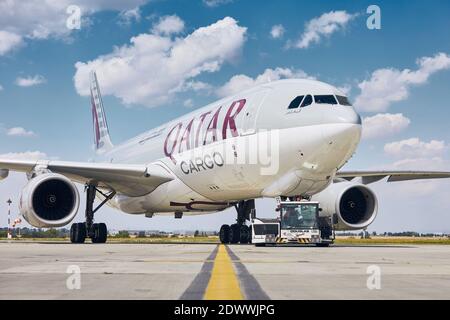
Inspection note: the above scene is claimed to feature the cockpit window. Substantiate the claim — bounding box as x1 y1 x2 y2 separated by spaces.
300 95 313 107
287 96 304 109
314 95 338 105
336 95 352 106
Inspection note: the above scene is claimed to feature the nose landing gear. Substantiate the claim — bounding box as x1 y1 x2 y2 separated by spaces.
219 200 254 244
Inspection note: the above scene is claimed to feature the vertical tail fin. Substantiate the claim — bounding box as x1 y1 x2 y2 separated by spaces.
90 71 113 153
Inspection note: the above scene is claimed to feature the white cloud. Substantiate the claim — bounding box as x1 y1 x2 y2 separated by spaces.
354 52 450 112
374 136 450 200
270 24 285 39
203 0 233 7
0 1 148 54
0 30 23 55
118 7 141 26
183 99 194 108
217 67 313 97
293 11 356 49
336 84 351 96
0 84 3 91
390 157 450 171
152 15 185 35
384 138 447 158
0 151 47 160
6 127 36 137
15 75 46 87
74 17 247 107
362 146 450 221
178 80 212 92
381 156 450 197
362 113 410 139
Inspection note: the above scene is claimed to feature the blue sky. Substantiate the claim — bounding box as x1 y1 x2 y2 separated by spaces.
0 0 449 232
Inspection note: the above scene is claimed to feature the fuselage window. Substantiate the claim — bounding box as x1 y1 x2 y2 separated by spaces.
288 96 304 109
314 95 338 105
336 95 352 106
300 95 313 107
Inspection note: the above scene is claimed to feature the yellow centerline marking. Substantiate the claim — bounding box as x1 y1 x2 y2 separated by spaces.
204 245 243 300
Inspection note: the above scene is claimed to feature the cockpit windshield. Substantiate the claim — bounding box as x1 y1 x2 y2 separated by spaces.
300 95 312 107
287 94 351 109
287 96 304 109
336 95 352 106
314 95 338 105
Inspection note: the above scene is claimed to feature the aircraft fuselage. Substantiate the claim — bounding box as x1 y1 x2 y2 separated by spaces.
101 79 362 216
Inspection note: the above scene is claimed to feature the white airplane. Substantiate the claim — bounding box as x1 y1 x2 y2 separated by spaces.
0 72 449 244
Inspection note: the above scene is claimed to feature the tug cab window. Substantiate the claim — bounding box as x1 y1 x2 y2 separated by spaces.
336 95 352 106
287 96 304 109
314 95 338 105
300 95 313 107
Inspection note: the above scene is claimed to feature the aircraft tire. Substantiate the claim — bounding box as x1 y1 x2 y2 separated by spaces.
91 223 108 243
70 223 86 243
239 225 249 244
219 224 230 243
229 224 240 244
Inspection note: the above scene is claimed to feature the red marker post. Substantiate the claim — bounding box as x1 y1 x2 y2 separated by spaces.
6 199 12 239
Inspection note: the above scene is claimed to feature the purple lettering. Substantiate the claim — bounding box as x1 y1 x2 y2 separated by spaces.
179 118 194 153
203 107 222 146
222 99 246 139
195 111 211 148
164 122 182 162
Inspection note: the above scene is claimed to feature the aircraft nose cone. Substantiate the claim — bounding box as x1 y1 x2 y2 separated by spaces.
321 107 362 157
322 106 362 126
335 108 362 125
321 117 361 171
323 122 362 142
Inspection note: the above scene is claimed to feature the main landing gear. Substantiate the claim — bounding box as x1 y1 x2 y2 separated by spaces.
219 200 255 244
70 184 115 244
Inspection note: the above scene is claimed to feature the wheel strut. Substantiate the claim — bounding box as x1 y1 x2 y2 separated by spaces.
84 184 115 237
234 199 255 226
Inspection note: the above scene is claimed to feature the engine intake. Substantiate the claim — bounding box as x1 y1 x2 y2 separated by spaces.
312 182 378 230
20 173 80 228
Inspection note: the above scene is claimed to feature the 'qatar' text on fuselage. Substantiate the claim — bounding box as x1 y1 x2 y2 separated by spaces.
163 99 246 162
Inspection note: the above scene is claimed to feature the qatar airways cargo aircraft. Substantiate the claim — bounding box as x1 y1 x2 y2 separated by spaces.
0 71 449 244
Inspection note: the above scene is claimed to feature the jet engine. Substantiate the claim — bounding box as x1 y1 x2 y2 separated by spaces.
19 173 80 228
312 182 378 230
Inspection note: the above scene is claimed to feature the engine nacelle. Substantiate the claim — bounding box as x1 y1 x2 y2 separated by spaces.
19 173 80 228
312 182 378 230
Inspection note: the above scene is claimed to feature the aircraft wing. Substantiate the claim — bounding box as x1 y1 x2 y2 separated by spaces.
336 170 450 184
0 159 174 197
